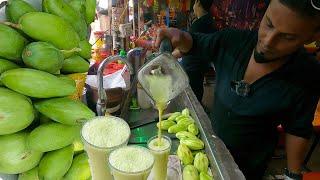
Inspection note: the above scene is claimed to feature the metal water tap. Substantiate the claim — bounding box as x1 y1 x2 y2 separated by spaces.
127 47 144 75
128 47 143 58
96 55 134 116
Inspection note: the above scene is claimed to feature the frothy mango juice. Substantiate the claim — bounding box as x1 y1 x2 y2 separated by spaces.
109 146 154 180
148 136 172 180
81 116 131 180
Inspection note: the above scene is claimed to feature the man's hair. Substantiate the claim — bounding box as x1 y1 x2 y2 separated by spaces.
198 0 213 12
279 0 320 19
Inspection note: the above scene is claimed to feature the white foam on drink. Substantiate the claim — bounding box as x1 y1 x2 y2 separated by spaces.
109 146 154 173
81 116 130 148
148 137 170 151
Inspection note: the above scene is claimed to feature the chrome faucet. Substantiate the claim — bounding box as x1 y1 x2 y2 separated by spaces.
96 55 134 116
127 47 145 75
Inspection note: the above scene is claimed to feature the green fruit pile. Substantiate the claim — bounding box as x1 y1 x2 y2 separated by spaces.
0 0 96 179
158 108 214 180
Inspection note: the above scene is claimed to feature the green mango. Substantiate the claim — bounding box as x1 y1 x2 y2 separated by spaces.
61 47 82 59
64 153 91 180
18 167 39 180
182 108 190 116
0 132 43 174
42 0 49 12
79 40 92 59
0 24 28 62
0 68 76 98
0 86 31 103
58 75 76 87
22 42 64 74
39 113 52 124
24 109 41 131
183 165 199 180
72 137 84 155
27 122 80 152
85 0 96 25
39 145 74 180
200 172 213 180
0 87 34 135
18 12 80 50
5 0 37 23
34 97 95 125
69 0 86 18
0 58 19 74
44 0 88 40
54 69 61 74
194 152 209 173
61 55 89 73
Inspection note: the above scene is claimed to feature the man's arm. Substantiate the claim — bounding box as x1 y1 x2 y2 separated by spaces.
285 133 309 174
155 28 228 59
155 28 254 66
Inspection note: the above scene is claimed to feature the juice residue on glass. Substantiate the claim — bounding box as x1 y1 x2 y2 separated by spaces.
145 73 172 143
148 137 170 151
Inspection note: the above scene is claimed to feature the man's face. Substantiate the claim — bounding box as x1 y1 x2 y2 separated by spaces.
256 0 319 62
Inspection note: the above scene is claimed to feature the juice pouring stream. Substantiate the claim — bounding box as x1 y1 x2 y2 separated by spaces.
145 68 172 143
138 38 189 146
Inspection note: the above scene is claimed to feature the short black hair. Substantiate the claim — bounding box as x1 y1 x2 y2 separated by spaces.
279 0 320 19
198 0 213 12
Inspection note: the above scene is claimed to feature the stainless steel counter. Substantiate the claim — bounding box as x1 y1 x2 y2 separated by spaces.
120 81 246 180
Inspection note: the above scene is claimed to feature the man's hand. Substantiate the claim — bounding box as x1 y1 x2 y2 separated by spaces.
154 28 193 58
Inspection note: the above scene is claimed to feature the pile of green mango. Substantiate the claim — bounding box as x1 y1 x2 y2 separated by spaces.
159 108 214 180
0 0 96 178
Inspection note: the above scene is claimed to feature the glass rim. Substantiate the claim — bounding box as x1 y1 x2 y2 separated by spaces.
108 145 155 175
311 0 320 10
80 116 131 150
147 135 172 152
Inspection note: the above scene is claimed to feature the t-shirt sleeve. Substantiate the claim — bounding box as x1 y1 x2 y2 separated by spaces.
186 29 255 67
187 30 227 66
281 92 319 139
189 18 216 33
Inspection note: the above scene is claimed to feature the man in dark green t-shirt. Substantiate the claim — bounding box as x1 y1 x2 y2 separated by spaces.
155 0 320 179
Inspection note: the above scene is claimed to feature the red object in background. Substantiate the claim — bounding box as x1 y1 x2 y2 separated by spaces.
100 50 110 59
147 0 154 6
305 47 319 54
303 172 320 180
93 31 105 39
181 0 187 12
103 61 125 75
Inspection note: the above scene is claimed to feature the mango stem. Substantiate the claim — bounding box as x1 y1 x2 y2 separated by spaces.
61 48 82 53
1 22 21 29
